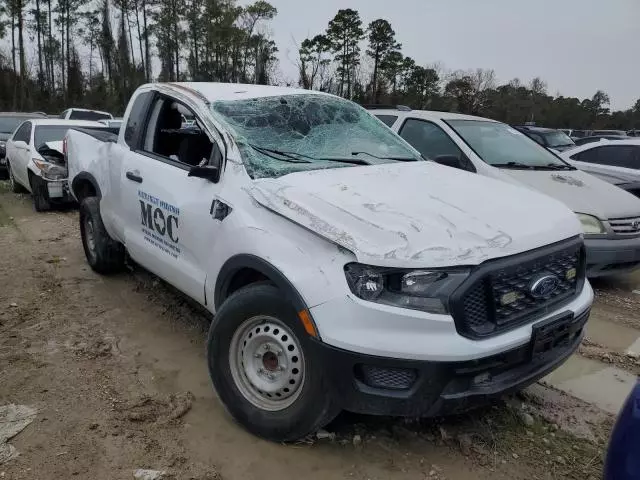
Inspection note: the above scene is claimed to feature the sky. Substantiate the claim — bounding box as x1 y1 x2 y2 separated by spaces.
239 0 640 111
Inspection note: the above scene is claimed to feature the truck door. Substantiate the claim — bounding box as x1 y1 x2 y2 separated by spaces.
120 93 224 306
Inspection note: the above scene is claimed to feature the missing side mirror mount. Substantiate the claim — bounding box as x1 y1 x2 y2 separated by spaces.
188 165 220 183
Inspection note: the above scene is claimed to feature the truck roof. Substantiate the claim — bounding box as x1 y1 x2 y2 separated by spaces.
163 82 332 103
29 119 104 127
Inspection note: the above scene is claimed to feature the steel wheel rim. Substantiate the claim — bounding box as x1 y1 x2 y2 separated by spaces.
229 315 305 411
84 216 97 260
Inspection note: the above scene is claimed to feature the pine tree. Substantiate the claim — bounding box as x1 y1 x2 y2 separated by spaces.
326 8 363 98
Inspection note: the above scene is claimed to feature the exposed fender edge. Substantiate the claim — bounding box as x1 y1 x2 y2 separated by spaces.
71 172 102 200
214 254 320 338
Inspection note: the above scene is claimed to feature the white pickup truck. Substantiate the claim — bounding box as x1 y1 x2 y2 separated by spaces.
66 83 593 441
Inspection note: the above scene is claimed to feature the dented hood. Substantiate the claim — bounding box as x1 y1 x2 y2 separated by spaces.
249 162 581 268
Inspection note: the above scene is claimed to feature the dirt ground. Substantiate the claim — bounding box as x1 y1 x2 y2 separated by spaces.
0 183 630 480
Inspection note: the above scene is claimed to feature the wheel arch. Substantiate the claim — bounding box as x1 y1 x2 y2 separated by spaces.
214 254 309 314
71 172 102 203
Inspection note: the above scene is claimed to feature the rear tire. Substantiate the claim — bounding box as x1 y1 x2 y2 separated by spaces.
207 283 338 442
7 162 25 194
79 196 125 274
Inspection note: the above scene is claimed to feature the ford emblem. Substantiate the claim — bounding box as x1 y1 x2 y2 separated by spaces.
529 275 559 298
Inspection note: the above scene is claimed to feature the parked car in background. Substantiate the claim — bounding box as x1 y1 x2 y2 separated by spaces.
574 135 630 146
560 129 589 140
561 139 640 198
59 108 113 121
0 112 48 174
66 82 593 441
514 126 576 152
369 106 640 277
590 130 628 137
98 118 123 129
5 119 103 210
627 130 640 137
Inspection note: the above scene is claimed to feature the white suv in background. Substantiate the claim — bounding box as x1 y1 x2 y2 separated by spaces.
371 107 640 277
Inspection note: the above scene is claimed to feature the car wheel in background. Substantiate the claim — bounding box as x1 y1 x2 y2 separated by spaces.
79 196 125 274
7 162 26 194
29 175 51 212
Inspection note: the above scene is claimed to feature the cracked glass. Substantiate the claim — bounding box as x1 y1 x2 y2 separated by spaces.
211 94 420 179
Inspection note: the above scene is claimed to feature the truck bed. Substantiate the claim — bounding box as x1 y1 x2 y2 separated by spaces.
70 126 119 143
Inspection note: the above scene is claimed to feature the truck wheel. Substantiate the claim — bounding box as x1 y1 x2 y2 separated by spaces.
207 283 338 442
7 163 25 194
79 197 125 274
30 176 51 212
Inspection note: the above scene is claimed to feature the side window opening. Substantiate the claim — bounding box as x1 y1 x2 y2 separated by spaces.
571 148 600 163
142 97 217 168
375 114 398 127
399 118 464 160
13 122 31 142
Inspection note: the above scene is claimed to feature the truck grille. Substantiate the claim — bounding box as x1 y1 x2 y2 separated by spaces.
609 217 640 235
451 238 585 339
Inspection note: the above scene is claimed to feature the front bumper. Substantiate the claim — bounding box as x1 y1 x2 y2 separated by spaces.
585 236 640 277
32 175 73 203
309 309 589 417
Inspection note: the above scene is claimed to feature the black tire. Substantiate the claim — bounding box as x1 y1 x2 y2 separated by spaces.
30 175 51 212
7 162 25 193
79 196 125 274
207 283 338 442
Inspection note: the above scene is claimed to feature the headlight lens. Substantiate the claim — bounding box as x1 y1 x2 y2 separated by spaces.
576 213 605 234
344 263 469 314
32 159 67 180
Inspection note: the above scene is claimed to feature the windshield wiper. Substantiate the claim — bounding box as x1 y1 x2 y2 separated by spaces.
492 162 535 169
541 163 574 170
249 144 370 166
351 151 417 162
248 144 311 164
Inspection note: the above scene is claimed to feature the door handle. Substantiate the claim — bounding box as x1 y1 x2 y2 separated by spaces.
126 171 143 183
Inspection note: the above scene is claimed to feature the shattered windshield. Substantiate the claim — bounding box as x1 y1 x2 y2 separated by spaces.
211 94 420 178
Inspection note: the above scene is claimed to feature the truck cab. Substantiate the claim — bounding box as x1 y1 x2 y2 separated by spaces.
66 83 593 442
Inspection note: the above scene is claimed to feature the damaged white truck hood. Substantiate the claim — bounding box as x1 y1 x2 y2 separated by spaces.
249 162 581 268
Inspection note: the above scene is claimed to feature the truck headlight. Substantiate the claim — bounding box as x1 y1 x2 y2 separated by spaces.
576 213 605 234
32 159 67 181
344 263 469 314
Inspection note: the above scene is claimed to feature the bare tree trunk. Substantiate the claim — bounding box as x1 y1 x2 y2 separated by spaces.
66 0 71 96
60 2 66 101
11 9 17 110
35 0 44 90
173 0 179 80
133 0 145 76
142 0 150 81
18 0 26 109
125 7 136 65
47 0 54 91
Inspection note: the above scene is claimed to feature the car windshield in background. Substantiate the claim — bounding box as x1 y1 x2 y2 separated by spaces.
69 111 111 121
591 130 627 136
544 131 575 148
210 94 420 178
447 120 571 169
34 125 72 148
0 117 28 134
